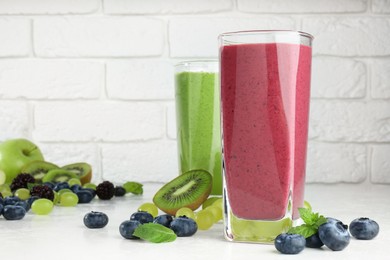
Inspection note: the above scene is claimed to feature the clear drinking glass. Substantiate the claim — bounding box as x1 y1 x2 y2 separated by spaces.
174 60 222 195
219 30 313 243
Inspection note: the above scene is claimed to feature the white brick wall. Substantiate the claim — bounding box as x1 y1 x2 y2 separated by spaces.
0 0 389 185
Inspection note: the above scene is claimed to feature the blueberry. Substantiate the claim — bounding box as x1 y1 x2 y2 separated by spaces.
119 220 141 239
15 201 30 211
83 188 96 198
43 182 55 189
0 203 3 215
274 233 306 254
114 186 126 197
154 214 174 228
3 205 26 220
305 232 324 248
83 211 109 228
4 196 21 206
170 216 198 237
54 182 70 192
76 190 94 204
349 217 379 240
318 221 350 251
70 184 82 193
326 217 341 224
130 211 154 224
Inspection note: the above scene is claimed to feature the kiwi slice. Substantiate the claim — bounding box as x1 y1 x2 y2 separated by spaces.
21 160 59 184
61 162 92 185
153 169 212 215
42 169 79 183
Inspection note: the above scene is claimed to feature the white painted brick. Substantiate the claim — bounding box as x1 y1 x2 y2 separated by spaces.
0 101 30 141
39 143 101 182
306 142 367 183
0 60 103 99
34 17 164 57
101 140 178 183
34 102 164 142
302 17 390 56
167 102 176 139
309 101 390 142
238 0 367 13
104 0 232 14
372 0 390 13
371 145 390 183
0 0 99 14
312 57 366 98
169 17 295 57
371 59 390 99
0 18 30 57
107 60 174 100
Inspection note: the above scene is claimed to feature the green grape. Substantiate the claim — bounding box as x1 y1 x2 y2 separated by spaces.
68 178 81 187
175 207 195 220
83 183 97 190
53 191 60 205
14 188 31 200
59 192 79 207
138 202 158 218
212 198 223 210
206 206 222 223
1 190 12 198
0 184 11 194
31 198 54 215
303 200 312 211
202 197 221 209
195 209 215 230
58 188 73 196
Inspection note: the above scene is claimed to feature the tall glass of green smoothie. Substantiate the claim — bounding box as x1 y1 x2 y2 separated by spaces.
174 60 222 195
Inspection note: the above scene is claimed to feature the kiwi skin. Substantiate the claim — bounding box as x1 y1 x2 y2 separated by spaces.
21 160 59 184
42 169 79 183
153 169 212 215
61 162 92 185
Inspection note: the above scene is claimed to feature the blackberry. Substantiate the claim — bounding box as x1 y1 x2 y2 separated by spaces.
96 181 115 200
114 186 126 197
10 173 35 192
30 185 55 201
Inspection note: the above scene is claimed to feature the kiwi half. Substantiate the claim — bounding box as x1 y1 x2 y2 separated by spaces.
21 160 59 184
153 169 212 215
61 162 92 185
42 169 79 183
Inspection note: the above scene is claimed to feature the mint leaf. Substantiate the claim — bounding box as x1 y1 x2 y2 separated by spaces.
133 223 176 243
298 207 314 225
288 224 317 238
314 216 327 228
123 181 143 195
289 206 327 238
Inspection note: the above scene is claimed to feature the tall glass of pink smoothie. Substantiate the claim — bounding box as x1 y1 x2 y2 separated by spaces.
219 30 313 243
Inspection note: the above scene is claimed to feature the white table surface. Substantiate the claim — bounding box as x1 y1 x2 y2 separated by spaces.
1 183 388 260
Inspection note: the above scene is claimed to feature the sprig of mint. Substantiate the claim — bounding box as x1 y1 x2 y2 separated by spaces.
133 223 177 243
288 207 327 238
123 181 143 195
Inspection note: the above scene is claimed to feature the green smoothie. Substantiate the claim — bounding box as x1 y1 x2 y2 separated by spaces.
175 68 222 195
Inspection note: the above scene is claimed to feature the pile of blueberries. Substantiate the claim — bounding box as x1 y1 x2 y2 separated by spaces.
275 217 380 254
84 211 198 238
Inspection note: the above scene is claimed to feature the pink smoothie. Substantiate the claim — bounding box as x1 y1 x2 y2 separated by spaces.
221 42 311 220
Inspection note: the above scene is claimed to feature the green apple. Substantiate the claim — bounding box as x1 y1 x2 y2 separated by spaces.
0 138 44 184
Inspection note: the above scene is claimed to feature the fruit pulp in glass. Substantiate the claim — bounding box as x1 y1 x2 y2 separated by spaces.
221 42 311 241
175 71 222 195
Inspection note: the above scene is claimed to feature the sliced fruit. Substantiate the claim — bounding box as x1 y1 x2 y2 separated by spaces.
61 162 92 185
153 169 212 215
21 161 59 184
42 169 79 183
